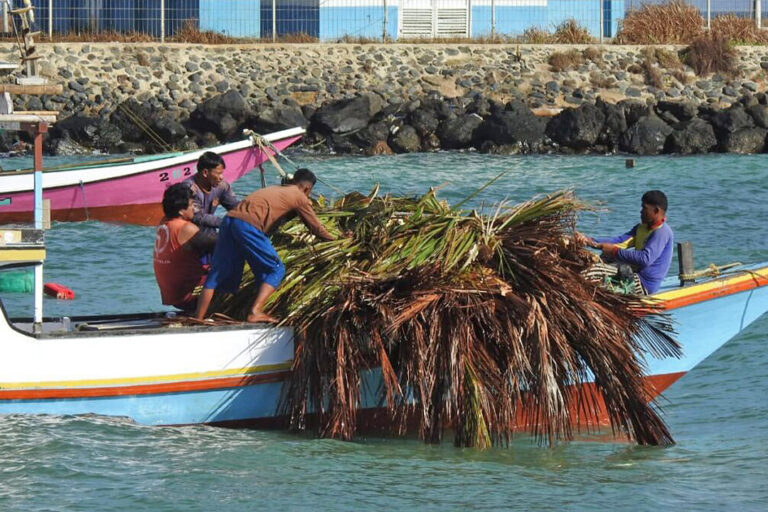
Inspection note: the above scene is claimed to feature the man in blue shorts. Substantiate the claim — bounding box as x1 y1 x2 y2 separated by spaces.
194 168 336 323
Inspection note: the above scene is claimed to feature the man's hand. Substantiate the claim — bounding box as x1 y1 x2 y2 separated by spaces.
598 243 619 257
574 232 596 248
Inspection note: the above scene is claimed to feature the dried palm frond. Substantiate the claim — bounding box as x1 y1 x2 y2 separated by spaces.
210 187 680 448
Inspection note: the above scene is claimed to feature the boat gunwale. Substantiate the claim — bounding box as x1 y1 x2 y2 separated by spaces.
0 126 305 185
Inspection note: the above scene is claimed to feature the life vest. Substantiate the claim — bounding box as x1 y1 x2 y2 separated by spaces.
616 220 665 251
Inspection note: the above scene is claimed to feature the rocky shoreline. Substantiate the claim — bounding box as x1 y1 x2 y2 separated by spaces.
2 42 768 156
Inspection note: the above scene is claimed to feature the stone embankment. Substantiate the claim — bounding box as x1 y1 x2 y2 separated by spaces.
3 42 768 156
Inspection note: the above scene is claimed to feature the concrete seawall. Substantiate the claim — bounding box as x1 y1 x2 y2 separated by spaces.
2 42 768 155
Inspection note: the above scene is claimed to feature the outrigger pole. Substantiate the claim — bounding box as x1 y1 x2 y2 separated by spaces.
0 1 60 332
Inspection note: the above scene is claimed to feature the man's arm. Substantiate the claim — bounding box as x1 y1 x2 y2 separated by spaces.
187 229 217 254
296 199 335 241
614 229 671 269
218 181 240 211
190 187 223 229
593 225 638 245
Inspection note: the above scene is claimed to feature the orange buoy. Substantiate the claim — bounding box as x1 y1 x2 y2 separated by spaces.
44 283 75 300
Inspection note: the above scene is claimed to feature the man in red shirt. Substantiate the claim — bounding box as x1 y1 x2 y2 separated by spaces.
153 184 215 311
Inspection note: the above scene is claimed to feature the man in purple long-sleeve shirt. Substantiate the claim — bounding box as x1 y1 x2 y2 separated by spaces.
183 151 239 241
577 190 674 294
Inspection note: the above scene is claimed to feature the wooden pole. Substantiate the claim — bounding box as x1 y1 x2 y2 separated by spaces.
32 122 48 333
678 241 695 286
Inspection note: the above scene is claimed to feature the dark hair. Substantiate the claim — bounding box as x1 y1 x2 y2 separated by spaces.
197 151 225 172
162 183 192 218
642 190 668 211
290 168 317 186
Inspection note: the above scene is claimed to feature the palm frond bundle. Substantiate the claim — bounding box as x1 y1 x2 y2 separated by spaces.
211 188 680 447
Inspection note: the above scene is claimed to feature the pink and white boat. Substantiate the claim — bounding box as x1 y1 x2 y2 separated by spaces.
0 127 305 226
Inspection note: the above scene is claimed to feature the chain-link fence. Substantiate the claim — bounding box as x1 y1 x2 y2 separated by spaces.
1 0 766 42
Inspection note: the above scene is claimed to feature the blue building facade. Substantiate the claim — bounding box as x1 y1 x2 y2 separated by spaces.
26 0 627 40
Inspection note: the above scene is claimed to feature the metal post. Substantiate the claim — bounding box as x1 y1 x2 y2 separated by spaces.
272 0 276 42
383 0 388 41
707 0 711 30
757 0 762 29
32 122 48 333
599 0 604 43
48 0 53 38
491 0 495 40
160 0 165 42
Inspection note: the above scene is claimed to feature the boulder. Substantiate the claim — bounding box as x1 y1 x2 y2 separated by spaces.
746 104 768 129
655 100 698 121
719 127 767 153
665 119 717 154
596 98 627 150
249 105 308 133
437 114 483 149
46 133 92 156
50 115 124 153
618 100 650 126
312 96 373 134
708 105 754 135
409 108 440 137
620 115 673 155
389 124 421 153
189 90 251 140
546 103 605 149
478 104 547 149
351 121 390 152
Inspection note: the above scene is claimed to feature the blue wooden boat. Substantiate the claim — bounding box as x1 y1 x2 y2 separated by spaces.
1 239 766 429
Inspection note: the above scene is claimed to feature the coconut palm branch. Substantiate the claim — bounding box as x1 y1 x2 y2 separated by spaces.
210 187 680 447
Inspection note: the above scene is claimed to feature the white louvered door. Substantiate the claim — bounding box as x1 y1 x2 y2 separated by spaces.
399 0 471 39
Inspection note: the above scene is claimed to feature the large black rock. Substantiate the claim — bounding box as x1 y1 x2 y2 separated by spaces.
437 114 484 149
312 96 373 134
620 115 673 155
351 121 390 152
249 105 308 134
597 98 627 150
708 105 755 136
389 124 421 153
50 114 124 153
618 100 651 126
746 104 768 129
478 102 547 149
546 103 605 149
409 108 440 137
666 118 717 154
190 90 250 140
655 100 698 121
719 127 767 153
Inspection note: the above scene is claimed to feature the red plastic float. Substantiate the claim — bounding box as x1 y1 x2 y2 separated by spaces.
43 283 75 300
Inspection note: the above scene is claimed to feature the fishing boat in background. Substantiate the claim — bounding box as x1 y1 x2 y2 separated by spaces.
1 237 766 429
0 127 305 226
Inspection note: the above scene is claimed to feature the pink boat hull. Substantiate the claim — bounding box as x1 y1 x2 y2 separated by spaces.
0 131 303 226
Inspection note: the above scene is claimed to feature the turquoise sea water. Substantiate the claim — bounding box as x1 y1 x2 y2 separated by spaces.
1 152 767 510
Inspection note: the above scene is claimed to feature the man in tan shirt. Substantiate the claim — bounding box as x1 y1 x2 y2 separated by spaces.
195 168 335 322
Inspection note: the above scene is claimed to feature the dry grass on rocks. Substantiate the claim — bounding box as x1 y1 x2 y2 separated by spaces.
682 35 738 76
617 1 704 44
548 49 584 72
519 27 554 44
711 14 768 44
553 19 594 44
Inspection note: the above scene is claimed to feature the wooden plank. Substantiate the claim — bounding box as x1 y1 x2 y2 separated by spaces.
15 111 60 116
0 84 63 95
0 229 45 245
